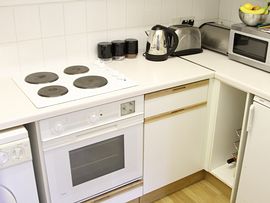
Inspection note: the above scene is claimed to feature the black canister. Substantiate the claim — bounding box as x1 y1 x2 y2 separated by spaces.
97 42 112 61
125 38 138 58
112 40 126 60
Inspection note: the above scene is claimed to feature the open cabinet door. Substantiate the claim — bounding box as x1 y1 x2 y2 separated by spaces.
236 97 270 203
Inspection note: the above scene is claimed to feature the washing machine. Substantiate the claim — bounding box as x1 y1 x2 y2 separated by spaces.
0 126 39 203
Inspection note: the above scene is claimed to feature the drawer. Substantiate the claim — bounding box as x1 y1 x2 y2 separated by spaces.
144 80 209 119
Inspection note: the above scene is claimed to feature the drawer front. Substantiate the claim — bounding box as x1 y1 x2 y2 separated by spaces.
145 80 209 118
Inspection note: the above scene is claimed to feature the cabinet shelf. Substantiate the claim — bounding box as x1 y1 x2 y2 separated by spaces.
211 164 236 188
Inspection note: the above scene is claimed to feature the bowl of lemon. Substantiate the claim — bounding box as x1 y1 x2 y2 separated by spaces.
239 3 269 26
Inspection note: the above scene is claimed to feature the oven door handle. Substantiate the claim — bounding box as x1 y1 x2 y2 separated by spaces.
75 124 118 141
42 123 119 151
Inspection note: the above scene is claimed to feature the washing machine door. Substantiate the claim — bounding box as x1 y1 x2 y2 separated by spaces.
0 185 16 203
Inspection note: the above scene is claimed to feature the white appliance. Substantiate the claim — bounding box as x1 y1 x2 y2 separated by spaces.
27 96 144 203
228 23 270 73
236 96 270 202
13 62 136 108
0 126 39 203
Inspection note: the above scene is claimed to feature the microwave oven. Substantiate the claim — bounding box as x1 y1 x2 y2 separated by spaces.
228 23 270 73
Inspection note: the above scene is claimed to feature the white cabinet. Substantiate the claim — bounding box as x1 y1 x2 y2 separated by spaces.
205 79 254 202
143 80 209 194
236 97 270 203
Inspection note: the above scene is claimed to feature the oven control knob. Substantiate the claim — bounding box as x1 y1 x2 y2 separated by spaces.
89 114 99 123
54 123 64 134
0 151 9 165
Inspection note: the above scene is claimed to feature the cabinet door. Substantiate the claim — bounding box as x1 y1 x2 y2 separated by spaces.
143 105 207 194
236 99 270 203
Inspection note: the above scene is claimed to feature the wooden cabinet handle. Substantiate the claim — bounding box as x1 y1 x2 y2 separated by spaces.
172 86 186 92
145 80 208 100
144 102 207 124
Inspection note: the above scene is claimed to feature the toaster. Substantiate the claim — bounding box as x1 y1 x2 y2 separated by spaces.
169 24 203 56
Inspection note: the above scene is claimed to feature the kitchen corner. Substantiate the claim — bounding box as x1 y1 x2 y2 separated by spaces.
181 49 270 102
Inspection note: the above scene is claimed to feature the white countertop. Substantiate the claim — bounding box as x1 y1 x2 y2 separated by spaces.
0 55 213 130
182 50 270 101
2 50 270 131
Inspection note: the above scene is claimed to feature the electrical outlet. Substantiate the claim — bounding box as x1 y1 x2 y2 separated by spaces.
170 16 195 25
179 16 195 25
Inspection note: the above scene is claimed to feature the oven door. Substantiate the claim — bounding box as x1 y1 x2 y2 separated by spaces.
42 118 143 203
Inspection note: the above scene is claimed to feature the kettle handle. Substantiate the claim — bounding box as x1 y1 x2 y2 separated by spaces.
165 27 179 56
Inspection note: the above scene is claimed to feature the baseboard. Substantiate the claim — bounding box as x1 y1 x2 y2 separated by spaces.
140 170 206 203
204 172 232 199
84 170 231 203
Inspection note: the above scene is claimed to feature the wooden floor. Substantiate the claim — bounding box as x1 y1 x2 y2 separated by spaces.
154 180 230 203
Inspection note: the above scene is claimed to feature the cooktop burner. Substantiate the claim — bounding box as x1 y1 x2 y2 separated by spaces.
74 76 108 89
25 72 58 84
64 65 89 75
38 85 68 97
13 61 137 108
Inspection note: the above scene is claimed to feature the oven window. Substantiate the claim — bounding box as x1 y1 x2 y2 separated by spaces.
233 33 268 62
69 135 125 186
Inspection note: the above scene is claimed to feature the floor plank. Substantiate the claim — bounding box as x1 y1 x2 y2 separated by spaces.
154 180 230 203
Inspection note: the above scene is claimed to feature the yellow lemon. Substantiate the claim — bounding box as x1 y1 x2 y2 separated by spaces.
243 3 254 10
253 5 261 10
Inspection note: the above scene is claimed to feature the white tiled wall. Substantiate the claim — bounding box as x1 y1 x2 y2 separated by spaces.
0 0 220 77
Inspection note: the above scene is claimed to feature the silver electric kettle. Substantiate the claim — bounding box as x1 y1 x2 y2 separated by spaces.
145 25 179 61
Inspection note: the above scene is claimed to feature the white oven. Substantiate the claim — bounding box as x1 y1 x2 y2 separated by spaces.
27 96 144 203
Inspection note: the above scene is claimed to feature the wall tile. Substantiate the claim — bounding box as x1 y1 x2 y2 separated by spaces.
144 0 162 25
107 29 126 41
86 0 107 32
88 31 107 60
107 0 126 29
43 36 66 69
126 27 148 51
17 39 44 73
161 0 177 24
219 0 232 21
14 5 41 41
40 3 65 38
176 0 193 18
66 34 89 64
0 7 16 43
126 0 145 28
64 1 87 35
192 0 205 20
204 0 220 20
0 43 19 76
231 0 246 23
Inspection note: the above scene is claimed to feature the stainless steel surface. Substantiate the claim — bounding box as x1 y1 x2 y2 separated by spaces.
228 53 270 73
228 23 270 73
146 29 167 55
170 24 202 56
145 25 179 61
239 10 268 26
199 22 230 55
231 23 270 39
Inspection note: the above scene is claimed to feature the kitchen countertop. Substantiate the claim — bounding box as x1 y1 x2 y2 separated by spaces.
182 50 270 101
2 50 270 131
0 55 213 130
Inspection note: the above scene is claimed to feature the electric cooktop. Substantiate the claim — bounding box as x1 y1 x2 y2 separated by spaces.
13 62 136 108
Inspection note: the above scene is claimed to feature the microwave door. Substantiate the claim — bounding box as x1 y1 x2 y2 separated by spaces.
233 33 268 62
